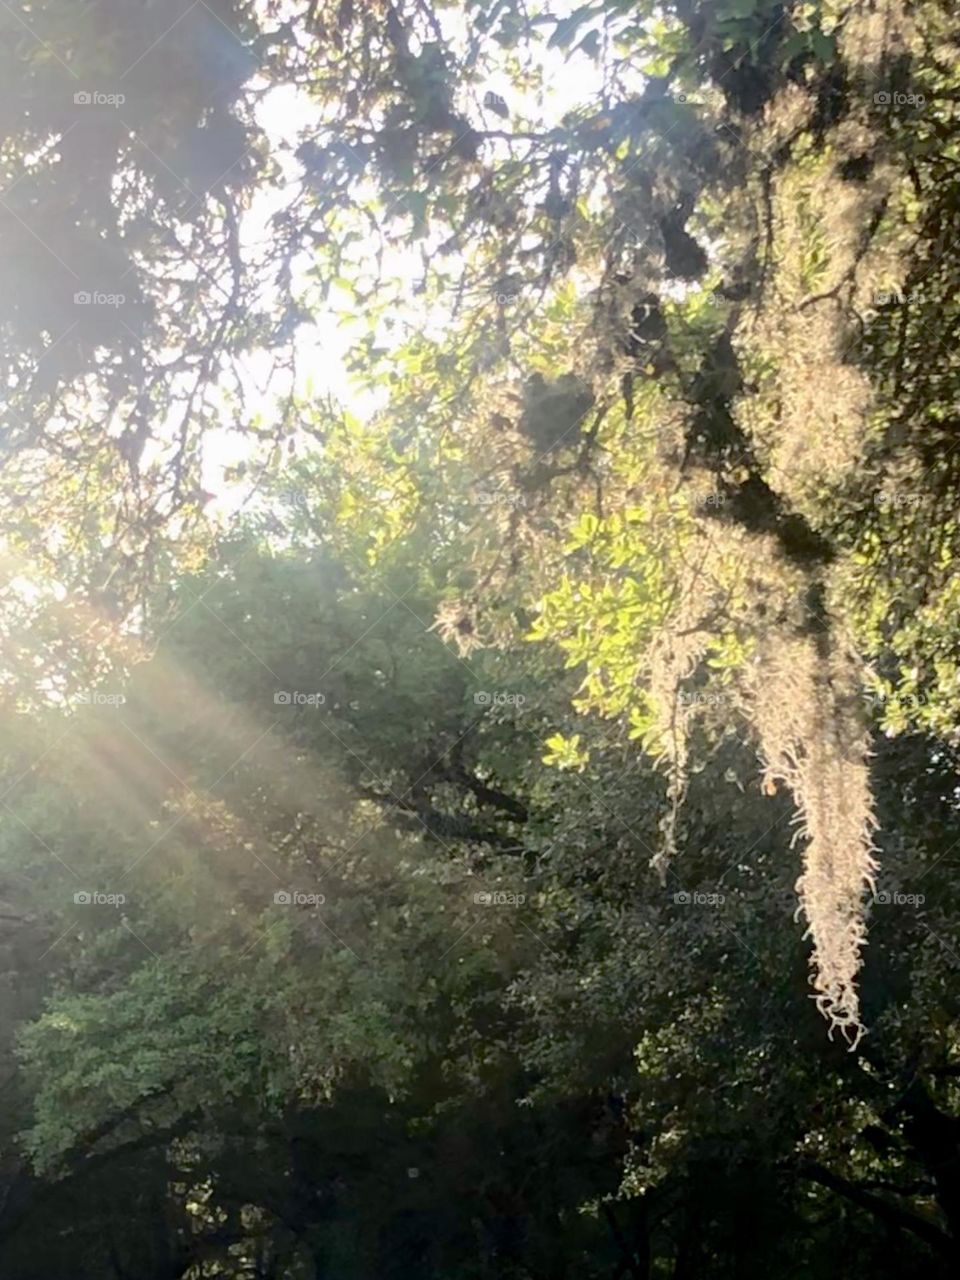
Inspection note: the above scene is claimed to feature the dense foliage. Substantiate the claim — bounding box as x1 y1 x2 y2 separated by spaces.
1 0 960 1276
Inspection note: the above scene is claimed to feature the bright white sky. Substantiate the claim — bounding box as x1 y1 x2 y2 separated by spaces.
202 2 615 518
